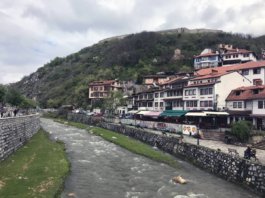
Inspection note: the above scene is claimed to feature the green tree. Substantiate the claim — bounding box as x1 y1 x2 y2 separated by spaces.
103 91 125 115
231 121 251 143
5 88 24 107
0 85 7 105
20 97 36 109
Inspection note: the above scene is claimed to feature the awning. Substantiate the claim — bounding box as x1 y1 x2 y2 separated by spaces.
128 110 139 114
144 111 162 117
204 111 229 116
185 111 229 117
136 111 150 115
185 112 207 116
160 110 187 117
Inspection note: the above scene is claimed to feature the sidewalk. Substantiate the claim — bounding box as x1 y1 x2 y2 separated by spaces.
124 124 265 165
183 135 265 165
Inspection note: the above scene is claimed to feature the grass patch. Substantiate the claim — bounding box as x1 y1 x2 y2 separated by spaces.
53 119 179 168
0 129 70 198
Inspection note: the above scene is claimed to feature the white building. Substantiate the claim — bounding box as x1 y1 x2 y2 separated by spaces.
194 49 221 70
226 85 265 129
183 71 252 111
196 60 265 85
194 45 257 70
222 48 257 65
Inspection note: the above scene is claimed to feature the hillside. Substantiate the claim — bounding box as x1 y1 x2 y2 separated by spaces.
12 28 265 108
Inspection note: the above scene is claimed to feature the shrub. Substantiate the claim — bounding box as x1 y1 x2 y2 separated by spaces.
231 121 251 142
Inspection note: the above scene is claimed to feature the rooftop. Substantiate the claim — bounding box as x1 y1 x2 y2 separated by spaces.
226 85 265 101
196 60 265 76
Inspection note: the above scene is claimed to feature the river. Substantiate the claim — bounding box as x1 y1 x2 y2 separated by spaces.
41 118 259 198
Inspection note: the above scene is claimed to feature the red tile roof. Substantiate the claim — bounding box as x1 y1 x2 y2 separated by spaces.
196 60 265 76
89 80 116 86
226 85 265 101
194 52 219 58
160 77 188 85
192 71 228 80
225 49 252 55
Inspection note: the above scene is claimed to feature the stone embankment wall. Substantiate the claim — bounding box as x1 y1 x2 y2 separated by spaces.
0 114 40 161
67 113 265 196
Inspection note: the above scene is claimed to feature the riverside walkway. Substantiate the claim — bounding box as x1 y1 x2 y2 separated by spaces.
41 118 259 198
119 123 265 165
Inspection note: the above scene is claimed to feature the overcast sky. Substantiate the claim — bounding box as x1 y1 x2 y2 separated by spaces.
1 0 265 84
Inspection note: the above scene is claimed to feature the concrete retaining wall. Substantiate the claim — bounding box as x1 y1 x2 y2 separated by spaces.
0 114 40 161
67 113 265 196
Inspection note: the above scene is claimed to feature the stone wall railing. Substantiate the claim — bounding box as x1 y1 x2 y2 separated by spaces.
67 113 265 196
0 114 40 161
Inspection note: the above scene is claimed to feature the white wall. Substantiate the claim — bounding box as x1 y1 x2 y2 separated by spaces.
241 67 265 85
215 72 252 110
252 100 265 115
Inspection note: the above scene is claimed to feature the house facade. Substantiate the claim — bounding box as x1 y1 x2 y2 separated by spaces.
183 71 252 111
143 74 174 88
194 45 257 70
88 80 122 102
160 77 189 111
196 60 265 85
226 85 265 129
194 49 221 70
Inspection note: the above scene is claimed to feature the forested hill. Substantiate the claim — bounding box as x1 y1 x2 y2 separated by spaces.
12 29 265 108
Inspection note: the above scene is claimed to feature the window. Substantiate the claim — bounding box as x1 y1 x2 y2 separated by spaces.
155 93 159 98
200 88 213 95
155 102 158 107
253 89 259 94
243 53 249 57
160 102 164 107
233 101 243 109
186 101 197 107
147 102 153 107
235 91 241 96
160 92 164 97
253 68 261 74
242 69 249 75
148 93 153 99
185 89 196 96
200 101 213 107
258 101 264 109
253 79 263 86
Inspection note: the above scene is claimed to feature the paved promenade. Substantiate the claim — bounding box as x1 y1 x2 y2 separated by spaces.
123 124 265 165
183 135 265 165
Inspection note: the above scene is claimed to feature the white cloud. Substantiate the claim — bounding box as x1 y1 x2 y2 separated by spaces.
0 0 265 84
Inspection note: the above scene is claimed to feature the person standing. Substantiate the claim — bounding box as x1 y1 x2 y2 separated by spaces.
13 108 19 117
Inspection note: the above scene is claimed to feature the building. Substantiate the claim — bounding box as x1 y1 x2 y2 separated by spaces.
226 85 265 129
159 77 189 111
88 80 122 103
194 45 257 70
222 48 256 65
183 71 252 111
143 74 174 88
196 60 265 85
194 49 221 70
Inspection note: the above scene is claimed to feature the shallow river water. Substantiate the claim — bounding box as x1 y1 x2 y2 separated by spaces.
41 119 260 198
